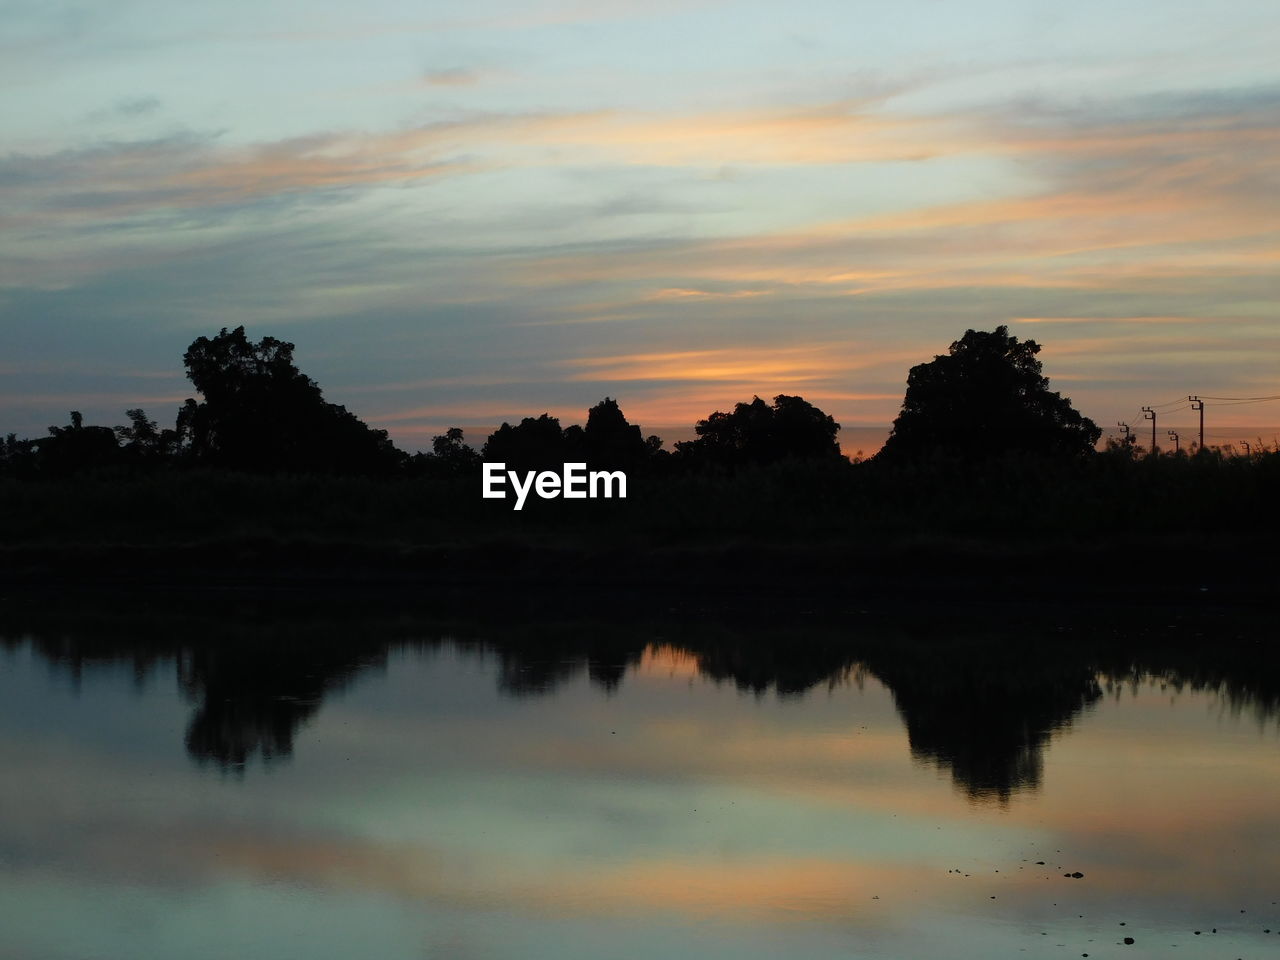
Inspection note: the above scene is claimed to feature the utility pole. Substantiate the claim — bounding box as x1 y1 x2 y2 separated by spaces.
1141 407 1157 453
1168 430 1180 454
1117 421 1131 442
1241 440 1252 457
1188 396 1204 451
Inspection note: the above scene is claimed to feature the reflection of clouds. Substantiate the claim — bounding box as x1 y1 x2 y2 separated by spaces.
0 734 961 927
4 627 1280 940
6 715 1275 930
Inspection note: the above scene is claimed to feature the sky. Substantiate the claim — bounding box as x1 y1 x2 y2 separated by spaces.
2 0 1278 451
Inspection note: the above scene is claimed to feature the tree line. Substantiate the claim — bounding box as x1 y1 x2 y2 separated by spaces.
1 324 1124 480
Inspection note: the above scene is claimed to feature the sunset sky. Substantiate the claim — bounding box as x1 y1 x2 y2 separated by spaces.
3 0 1278 450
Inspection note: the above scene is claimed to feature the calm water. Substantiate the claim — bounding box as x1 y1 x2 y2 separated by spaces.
2 599 1278 959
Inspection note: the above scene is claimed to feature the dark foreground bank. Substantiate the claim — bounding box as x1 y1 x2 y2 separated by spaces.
2 448 1277 600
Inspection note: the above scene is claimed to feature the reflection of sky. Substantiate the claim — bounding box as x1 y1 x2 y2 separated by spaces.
2 641 1280 959
3 1 1280 449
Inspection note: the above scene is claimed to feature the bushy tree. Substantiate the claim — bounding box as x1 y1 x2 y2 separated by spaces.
483 400 665 473
36 411 120 475
583 397 655 470
114 408 182 462
482 414 566 472
179 326 403 474
675 394 841 467
879 326 1099 461
410 427 482 477
1 432 38 478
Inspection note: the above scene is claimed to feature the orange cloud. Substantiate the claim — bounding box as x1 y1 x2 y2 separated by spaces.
420 67 480 87
644 287 773 301
556 345 857 384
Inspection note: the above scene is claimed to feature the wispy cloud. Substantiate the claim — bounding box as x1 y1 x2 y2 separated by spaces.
1012 316 1254 325
420 67 482 87
85 96 161 122
10 83 1278 237
0 129 473 222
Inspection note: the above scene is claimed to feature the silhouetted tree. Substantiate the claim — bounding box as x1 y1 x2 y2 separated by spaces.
180 326 403 474
880 326 1099 461
482 414 566 472
0 432 39 478
584 397 649 470
114 408 181 463
35 411 120 475
433 427 481 466
1103 434 1138 460
410 427 482 477
481 400 664 474
675 394 841 466
562 423 587 462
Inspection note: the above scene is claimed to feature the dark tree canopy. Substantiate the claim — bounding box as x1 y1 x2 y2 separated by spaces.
583 397 655 470
880 326 1100 461
482 399 664 473
432 427 480 464
408 427 482 477
482 414 567 472
675 394 842 467
115 408 181 461
180 326 402 474
35 411 120 475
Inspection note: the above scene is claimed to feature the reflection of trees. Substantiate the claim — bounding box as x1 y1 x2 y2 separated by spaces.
647 630 1104 801
178 641 385 768
687 632 859 696
0 596 398 771
481 633 647 697
865 646 1102 801
3 597 1276 796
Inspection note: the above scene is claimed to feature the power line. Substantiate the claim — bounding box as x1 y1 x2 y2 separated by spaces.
1200 398 1280 407
1118 392 1278 454
1197 394 1280 402
1132 403 1189 421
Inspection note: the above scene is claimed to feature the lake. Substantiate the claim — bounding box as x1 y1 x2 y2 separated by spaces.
1 594 1277 959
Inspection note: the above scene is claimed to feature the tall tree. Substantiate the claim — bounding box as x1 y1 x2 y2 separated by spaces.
880 326 1100 461
584 397 654 470
180 326 402 474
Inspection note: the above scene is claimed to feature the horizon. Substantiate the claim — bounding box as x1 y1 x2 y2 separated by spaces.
424 420 1280 456
8 387 1280 457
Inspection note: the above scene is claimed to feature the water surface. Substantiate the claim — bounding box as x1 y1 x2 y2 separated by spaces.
2 599 1277 959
